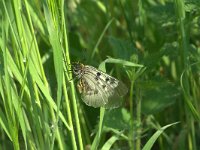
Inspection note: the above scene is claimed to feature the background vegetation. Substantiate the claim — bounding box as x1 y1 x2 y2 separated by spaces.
0 0 200 150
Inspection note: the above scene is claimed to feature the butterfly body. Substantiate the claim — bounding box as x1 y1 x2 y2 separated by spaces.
72 62 128 109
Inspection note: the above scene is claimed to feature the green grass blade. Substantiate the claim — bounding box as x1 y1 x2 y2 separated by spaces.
142 122 179 150
101 135 119 150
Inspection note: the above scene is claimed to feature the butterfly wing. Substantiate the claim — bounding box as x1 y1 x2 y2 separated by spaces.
104 80 128 109
77 76 108 107
78 65 128 108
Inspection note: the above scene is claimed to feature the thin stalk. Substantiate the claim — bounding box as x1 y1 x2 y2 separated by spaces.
119 0 134 43
91 107 105 150
62 4 84 150
129 80 134 150
174 0 196 150
70 82 84 150
90 18 114 60
63 78 77 150
24 0 49 88
78 106 91 145
136 87 141 150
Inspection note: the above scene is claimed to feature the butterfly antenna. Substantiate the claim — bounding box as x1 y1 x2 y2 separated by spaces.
62 50 71 67
63 51 73 73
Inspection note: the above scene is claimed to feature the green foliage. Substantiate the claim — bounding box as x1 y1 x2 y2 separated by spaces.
140 78 179 114
0 0 200 150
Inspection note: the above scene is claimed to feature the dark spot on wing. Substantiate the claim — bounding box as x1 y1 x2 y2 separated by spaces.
87 89 98 95
105 77 109 82
97 72 101 76
110 78 116 84
94 90 98 94
102 85 106 89
87 91 93 96
95 72 101 80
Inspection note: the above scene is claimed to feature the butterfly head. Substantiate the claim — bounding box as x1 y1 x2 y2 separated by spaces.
71 62 85 77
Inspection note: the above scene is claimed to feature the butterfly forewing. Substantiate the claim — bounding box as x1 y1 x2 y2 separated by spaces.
78 76 108 107
73 63 128 108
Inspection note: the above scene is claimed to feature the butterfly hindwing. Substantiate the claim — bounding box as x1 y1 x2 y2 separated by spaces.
104 80 128 108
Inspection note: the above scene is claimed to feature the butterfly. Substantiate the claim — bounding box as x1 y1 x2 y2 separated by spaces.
71 62 128 109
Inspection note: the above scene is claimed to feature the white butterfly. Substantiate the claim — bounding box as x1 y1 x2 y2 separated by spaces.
72 62 128 109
